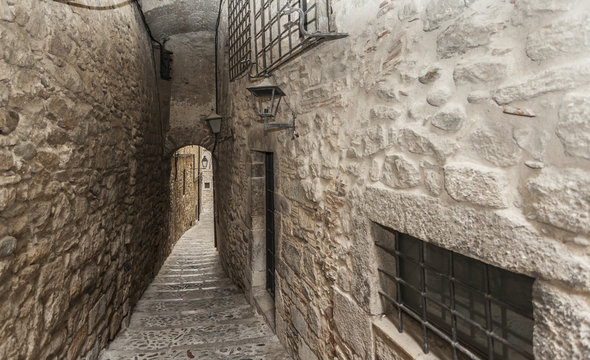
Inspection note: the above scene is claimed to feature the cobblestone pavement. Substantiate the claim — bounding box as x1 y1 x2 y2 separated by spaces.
100 214 290 360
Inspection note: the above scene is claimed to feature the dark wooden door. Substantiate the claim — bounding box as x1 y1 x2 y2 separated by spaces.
265 152 275 297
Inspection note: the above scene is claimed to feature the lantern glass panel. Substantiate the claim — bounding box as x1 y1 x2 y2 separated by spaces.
208 118 222 134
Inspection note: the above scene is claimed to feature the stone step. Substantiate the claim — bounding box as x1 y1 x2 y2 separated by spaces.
140 286 242 301
166 254 219 262
128 304 256 330
132 294 249 314
100 213 290 360
101 337 290 360
160 261 222 268
106 318 275 351
149 278 233 289
156 267 225 276
152 273 229 284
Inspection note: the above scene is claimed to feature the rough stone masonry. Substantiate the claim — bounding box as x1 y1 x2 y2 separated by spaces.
0 1 175 359
1 0 590 359
215 0 590 359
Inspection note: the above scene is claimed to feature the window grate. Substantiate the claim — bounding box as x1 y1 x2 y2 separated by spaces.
251 0 346 77
373 223 534 360
229 0 252 81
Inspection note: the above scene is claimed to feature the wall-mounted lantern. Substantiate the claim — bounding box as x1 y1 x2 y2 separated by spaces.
204 111 223 134
201 156 209 169
247 75 293 130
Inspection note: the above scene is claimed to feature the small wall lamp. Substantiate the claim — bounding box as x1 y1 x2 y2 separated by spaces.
201 156 208 169
247 75 293 130
204 111 223 134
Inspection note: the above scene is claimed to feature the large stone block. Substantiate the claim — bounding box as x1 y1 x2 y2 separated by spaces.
556 93 590 160
291 305 307 338
0 109 19 135
333 287 372 358
397 127 457 163
470 126 521 167
0 150 14 171
381 154 421 189
533 281 590 359
423 0 465 32
493 61 590 104
298 341 319 360
513 128 550 161
348 126 388 158
526 15 590 61
453 59 508 84
526 168 590 235
444 162 508 208
281 241 302 275
437 14 498 59
430 104 465 132
514 0 572 18
426 85 451 107
0 236 17 258
361 187 590 290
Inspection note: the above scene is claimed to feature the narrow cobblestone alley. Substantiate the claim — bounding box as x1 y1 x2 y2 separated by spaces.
100 213 290 360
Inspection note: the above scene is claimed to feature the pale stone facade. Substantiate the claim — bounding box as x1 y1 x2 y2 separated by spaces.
214 1 590 359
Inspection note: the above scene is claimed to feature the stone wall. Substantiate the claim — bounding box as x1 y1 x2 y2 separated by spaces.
0 1 173 359
169 146 200 248
139 0 218 155
216 0 590 359
164 31 216 154
200 149 214 213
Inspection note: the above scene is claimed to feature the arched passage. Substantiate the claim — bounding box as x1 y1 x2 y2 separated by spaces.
167 145 215 250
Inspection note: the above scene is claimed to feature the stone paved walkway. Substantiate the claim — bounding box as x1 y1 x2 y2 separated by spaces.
100 214 290 360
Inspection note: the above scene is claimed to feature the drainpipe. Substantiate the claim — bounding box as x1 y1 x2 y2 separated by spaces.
213 0 225 249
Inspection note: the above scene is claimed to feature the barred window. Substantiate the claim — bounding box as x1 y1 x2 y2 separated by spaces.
229 0 252 80
227 0 345 81
373 223 534 360
251 0 346 76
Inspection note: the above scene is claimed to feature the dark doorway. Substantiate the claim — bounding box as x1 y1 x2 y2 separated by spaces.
265 152 276 297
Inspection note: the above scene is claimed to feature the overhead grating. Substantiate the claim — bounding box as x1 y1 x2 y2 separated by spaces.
229 0 252 81
251 0 346 77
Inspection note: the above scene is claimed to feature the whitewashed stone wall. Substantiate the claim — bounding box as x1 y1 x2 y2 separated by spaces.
0 1 172 359
216 0 590 359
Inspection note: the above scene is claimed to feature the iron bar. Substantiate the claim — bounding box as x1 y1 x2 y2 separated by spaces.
484 265 495 360
449 252 459 360
418 240 430 354
379 291 481 360
251 0 347 77
395 232 404 333
374 243 533 319
229 0 251 80
375 231 534 360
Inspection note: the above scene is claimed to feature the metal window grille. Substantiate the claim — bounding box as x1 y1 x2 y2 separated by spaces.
251 0 346 77
229 0 252 80
373 223 534 360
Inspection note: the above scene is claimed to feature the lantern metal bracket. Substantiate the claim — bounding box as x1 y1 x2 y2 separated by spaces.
263 116 293 130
